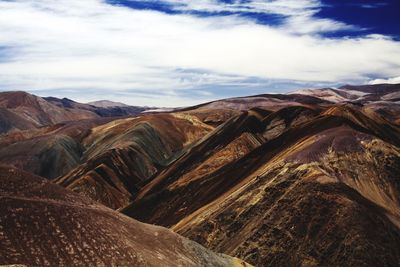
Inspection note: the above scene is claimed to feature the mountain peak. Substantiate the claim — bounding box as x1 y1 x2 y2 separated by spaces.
87 100 128 108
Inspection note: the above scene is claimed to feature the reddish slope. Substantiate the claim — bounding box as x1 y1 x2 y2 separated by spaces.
293 83 400 125
0 118 113 179
0 91 150 134
122 106 400 266
0 91 98 126
1 85 400 266
0 107 38 133
56 113 213 209
180 93 330 113
0 165 249 267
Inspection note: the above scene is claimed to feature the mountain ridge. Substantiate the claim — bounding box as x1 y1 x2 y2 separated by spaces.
0 83 399 266
0 91 150 134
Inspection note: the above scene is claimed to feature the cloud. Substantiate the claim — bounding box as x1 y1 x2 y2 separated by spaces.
360 3 388 9
143 0 321 16
117 0 360 34
0 0 399 106
369 76 400 85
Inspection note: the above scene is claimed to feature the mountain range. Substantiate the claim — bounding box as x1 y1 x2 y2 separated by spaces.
0 83 399 266
0 91 148 134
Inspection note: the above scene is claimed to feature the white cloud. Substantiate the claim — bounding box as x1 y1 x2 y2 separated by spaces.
369 76 400 85
129 0 358 34
360 3 388 9
0 0 399 106
146 0 321 16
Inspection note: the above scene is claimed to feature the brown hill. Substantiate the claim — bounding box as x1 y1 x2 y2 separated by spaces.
0 164 249 267
0 118 114 179
0 91 98 127
45 96 148 117
0 91 148 134
55 113 213 209
0 107 38 133
121 105 400 266
1 84 400 266
87 100 128 108
180 93 331 113
293 83 400 125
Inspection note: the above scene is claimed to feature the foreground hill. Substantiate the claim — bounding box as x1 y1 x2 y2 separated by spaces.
0 165 249 267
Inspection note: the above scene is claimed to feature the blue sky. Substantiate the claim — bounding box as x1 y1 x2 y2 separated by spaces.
110 0 400 39
0 0 399 106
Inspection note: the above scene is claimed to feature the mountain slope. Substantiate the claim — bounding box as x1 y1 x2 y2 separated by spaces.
0 118 114 179
181 93 331 112
44 96 148 117
0 91 149 134
0 107 38 133
56 113 213 209
0 164 249 267
87 100 128 108
1 84 400 266
122 105 400 266
0 91 98 127
292 83 400 125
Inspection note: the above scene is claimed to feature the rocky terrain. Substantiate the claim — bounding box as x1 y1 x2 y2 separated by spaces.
0 165 249 267
56 113 213 209
125 106 400 266
0 83 399 266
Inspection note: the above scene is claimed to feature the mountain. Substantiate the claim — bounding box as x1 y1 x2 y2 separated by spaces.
44 96 148 118
0 117 114 179
0 83 400 266
0 91 149 134
121 103 400 266
87 100 128 108
0 164 249 266
179 93 331 112
291 84 400 124
56 113 213 209
0 91 98 133
0 107 38 134
340 83 400 95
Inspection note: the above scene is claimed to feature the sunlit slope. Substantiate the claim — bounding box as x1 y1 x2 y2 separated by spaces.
123 105 400 266
56 113 213 209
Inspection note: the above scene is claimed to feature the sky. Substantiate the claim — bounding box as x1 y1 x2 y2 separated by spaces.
0 0 399 106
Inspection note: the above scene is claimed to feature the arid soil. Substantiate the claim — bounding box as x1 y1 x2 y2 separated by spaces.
0 165 249 267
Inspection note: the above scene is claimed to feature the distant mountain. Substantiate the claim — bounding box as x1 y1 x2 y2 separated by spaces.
0 91 150 134
291 83 400 124
340 83 400 94
44 96 149 118
87 100 128 108
0 91 98 133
